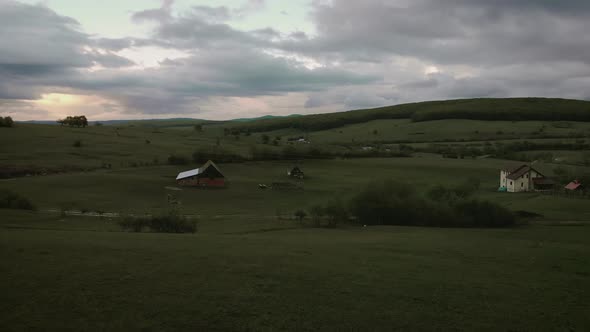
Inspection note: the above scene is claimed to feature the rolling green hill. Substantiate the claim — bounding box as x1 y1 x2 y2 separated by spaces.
228 97 590 133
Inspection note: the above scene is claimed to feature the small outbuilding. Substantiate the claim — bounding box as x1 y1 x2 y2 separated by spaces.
287 166 304 179
176 160 225 188
565 180 583 191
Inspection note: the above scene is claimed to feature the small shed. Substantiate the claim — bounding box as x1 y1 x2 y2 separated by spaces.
565 180 583 191
287 166 304 179
176 160 225 187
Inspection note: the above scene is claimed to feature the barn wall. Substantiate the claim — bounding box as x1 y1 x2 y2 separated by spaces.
198 178 225 187
177 176 225 187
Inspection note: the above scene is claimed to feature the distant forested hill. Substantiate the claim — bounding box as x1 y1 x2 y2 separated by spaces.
228 98 590 133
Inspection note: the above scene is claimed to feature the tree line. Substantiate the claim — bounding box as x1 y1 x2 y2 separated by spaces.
57 115 88 127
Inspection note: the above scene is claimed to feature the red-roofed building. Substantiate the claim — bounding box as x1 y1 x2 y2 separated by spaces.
565 180 583 191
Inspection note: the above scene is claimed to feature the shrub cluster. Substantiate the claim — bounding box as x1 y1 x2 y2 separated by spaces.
0 190 36 210
305 180 515 228
57 115 88 127
0 116 14 127
354 181 515 227
119 210 197 233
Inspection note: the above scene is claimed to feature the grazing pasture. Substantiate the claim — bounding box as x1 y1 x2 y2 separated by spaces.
1 211 589 331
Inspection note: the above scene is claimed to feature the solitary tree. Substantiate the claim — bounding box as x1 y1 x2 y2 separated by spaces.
0 116 14 127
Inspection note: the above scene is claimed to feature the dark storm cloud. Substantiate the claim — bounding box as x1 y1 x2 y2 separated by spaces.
68 49 378 114
0 1 135 102
280 0 590 66
285 0 590 107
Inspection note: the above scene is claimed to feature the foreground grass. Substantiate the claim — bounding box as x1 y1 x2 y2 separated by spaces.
1 211 589 331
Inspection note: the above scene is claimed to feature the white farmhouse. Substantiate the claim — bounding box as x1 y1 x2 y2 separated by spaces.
499 164 554 192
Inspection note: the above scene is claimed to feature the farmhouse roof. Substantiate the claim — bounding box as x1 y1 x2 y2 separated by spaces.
176 160 223 180
506 164 544 180
565 180 582 190
502 164 524 172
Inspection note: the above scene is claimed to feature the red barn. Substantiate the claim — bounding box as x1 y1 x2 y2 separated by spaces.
176 160 225 188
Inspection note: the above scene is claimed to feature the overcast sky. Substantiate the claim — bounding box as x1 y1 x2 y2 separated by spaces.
1 0 590 120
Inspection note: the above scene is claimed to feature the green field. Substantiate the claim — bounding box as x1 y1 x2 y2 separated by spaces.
2 98 590 330
2 211 589 331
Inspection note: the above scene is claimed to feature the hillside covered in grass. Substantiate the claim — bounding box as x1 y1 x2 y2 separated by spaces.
229 98 590 133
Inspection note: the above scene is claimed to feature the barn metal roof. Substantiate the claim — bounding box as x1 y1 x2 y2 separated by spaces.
176 168 200 180
175 160 224 180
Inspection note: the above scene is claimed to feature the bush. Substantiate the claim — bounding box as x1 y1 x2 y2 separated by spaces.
118 217 148 232
168 154 190 165
351 181 450 227
119 210 197 233
0 190 36 210
349 181 514 228
294 209 307 224
454 200 516 227
0 116 14 127
323 199 349 227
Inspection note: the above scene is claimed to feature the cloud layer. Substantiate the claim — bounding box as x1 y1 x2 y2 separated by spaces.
1 0 589 120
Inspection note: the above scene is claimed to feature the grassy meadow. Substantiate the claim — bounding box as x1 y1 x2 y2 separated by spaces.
2 98 590 331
